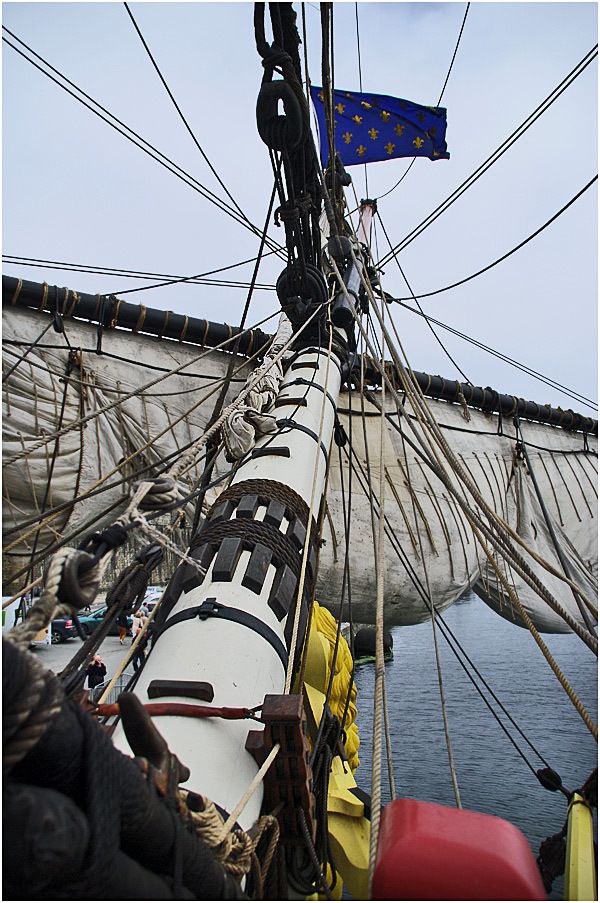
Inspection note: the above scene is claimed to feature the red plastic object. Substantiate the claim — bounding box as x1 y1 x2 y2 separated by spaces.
372 799 547 900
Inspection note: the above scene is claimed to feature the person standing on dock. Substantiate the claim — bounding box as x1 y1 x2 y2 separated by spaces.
86 655 107 690
131 624 148 673
116 612 129 644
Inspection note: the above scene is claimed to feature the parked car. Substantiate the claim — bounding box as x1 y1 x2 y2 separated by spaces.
78 608 133 638
143 587 163 608
51 617 78 644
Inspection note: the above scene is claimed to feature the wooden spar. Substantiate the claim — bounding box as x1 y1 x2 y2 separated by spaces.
1 274 271 358
3 273 596 435
356 199 376 246
110 342 343 827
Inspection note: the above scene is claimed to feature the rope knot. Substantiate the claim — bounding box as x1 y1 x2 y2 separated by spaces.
131 477 186 512
181 790 280 886
260 47 293 73
82 524 129 554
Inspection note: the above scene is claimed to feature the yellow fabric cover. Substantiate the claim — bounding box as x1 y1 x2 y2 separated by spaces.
310 602 360 771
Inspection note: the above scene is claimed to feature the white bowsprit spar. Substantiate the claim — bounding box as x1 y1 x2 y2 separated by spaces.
107 200 372 839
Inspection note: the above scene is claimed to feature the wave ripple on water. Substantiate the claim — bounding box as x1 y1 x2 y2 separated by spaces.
351 593 597 900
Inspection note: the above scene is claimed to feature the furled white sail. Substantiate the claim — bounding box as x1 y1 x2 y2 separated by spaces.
2 307 246 582
3 306 597 634
320 394 597 632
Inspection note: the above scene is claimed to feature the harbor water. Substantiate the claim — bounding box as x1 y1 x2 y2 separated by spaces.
352 592 597 900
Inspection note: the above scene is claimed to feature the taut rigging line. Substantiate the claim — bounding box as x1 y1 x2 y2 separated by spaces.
123 3 247 225
326 227 599 652
387 304 598 411
2 255 277 291
386 174 598 302
1 251 277 279
323 240 598 745
377 43 598 267
376 1 470 202
342 436 570 793
343 186 597 410
1 27 287 261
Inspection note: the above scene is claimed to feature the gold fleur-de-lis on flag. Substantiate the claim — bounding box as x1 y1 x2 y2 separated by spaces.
429 125 437 137
343 131 353 144
361 101 372 109
384 141 395 155
345 92 353 99
416 112 425 124
394 123 405 136
317 91 324 102
413 136 424 149
368 127 379 140
352 114 363 124
356 144 367 157
380 110 391 122
335 102 345 114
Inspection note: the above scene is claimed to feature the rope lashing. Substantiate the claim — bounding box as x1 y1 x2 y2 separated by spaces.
179 314 189 342
183 791 252 872
38 281 48 311
455 379 472 422
9 277 23 305
537 768 597 893
182 789 280 883
133 304 147 333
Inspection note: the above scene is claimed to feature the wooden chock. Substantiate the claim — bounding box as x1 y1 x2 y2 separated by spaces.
246 693 316 846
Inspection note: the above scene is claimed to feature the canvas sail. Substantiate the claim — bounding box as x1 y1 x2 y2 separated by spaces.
322 394 597 631
3 304 597 634
2 305 247 582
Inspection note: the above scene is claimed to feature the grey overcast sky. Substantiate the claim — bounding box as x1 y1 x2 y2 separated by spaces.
2 2 598 413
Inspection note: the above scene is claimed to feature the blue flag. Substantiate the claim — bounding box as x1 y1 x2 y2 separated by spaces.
310 85 449 166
